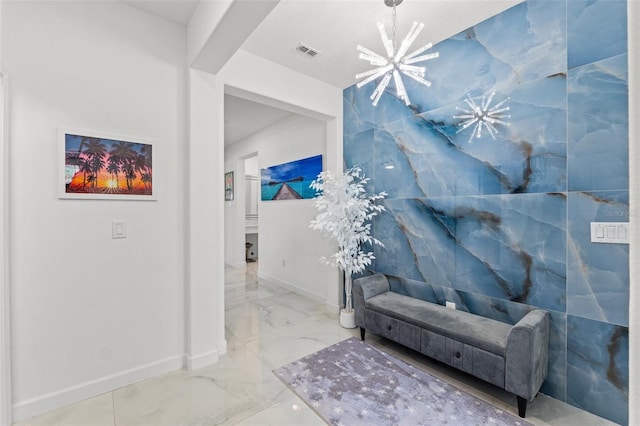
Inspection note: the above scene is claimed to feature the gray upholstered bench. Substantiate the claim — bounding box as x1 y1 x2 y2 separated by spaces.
353 273 549 418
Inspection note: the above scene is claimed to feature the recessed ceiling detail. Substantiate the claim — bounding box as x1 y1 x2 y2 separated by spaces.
293 43 321 59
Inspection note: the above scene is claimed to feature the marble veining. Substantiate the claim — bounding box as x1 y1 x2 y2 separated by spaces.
567 54 628 191
376 194 566 312
567 191 629 326
419 74 567 194
344 1 629 423
343 1 566 125
416 1 566 111
351 75 568 199
538 311 567 402
566 316 629 425
567 0 627 70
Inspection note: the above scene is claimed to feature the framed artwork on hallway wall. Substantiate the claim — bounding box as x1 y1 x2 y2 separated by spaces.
225 171 234 201
260 154 323 201
58 129 156 200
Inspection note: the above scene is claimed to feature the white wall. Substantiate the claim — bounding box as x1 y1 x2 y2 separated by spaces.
2 2 186 420
187 69 226 370
219 50 343 312
1 3 13 420
225 115 333 302
245 156 259 176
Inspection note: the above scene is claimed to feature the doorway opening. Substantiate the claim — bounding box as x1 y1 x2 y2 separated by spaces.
244 154 259 264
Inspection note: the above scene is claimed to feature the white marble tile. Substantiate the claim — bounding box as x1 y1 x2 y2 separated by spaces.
255 280 300 297
225 286 277 311
231 394 325 426
225 292 328 343
13 393 114 426
264 291 327 318
191 340 291 409
244 314 359 370
12 261 619 426
526 394 618 426
224 265 249 285
112 369 246 425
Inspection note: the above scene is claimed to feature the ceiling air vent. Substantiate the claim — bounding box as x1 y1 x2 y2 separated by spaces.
293 43 321 59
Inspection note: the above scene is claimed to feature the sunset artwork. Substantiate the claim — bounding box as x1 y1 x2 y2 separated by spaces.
61 132 154 199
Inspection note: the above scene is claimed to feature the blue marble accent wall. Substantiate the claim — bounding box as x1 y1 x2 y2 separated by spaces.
343 1 629 424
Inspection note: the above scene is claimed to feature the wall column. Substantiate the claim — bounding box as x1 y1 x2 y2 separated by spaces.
324 117 343 315
186 68 226 369
0 73 12 426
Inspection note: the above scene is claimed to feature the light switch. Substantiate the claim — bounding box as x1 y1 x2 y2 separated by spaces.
618 225 627 239
112 220 127 239
590 222 628 244
606 226 615 239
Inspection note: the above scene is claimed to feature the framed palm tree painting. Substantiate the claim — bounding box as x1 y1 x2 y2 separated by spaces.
58 129 156 200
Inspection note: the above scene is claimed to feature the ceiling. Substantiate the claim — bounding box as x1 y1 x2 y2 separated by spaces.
123 0 199 27
224 95 293 145
241 0 521 89
123 0 521 145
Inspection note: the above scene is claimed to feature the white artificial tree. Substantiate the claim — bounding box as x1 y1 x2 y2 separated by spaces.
309 166 387 319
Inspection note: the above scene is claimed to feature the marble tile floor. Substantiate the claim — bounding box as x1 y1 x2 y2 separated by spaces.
15 263 617 426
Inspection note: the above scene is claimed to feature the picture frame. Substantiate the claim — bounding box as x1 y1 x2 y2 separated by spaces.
261 154 322 201
58 129 156 200
225 171 234 201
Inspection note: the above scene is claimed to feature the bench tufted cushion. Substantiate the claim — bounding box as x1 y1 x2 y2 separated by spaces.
365 291 512 357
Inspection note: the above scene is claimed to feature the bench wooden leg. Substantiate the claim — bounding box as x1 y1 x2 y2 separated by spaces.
516 396 527 418
360 327 365 341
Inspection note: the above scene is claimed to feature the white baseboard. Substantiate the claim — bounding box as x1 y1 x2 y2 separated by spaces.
0 277 11 426
257 271 326 305
217 339 228 356
185 349 219 371
326 301 340 316
12 355 184 423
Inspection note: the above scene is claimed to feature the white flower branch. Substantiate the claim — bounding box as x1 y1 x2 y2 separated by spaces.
309 166 387 312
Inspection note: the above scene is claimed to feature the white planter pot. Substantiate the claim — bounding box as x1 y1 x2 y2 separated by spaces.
339 309 356 329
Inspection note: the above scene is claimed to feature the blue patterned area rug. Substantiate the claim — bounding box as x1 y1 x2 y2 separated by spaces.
274 337 531 426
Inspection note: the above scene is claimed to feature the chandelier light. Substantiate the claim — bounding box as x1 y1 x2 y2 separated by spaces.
453 92 511 143
356 0 439 107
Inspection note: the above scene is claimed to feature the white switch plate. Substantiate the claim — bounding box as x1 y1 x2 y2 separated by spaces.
112 220 127 239
590 222 628 244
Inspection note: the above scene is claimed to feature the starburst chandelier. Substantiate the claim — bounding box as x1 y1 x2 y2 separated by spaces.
453 92 511 143
356 0 439 107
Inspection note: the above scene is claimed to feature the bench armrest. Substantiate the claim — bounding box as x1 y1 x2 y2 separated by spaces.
353 274 389 328
505 309 550 400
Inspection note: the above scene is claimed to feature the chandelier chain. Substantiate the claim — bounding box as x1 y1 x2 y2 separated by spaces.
355 0 439 106
392 3 397 53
